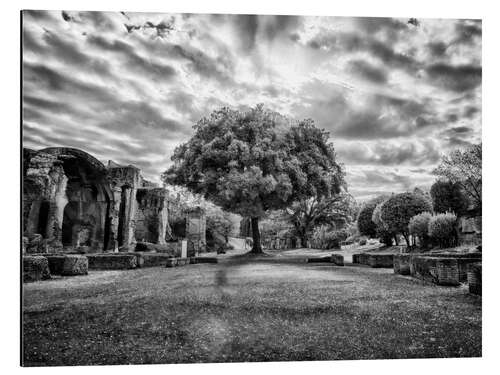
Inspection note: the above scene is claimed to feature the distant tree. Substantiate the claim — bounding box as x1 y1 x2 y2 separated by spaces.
430 179 468 216
380 192 433 246
357 195 389 238
434 143 481 212
163 105 344 253
372 200 396 246
206 212 233 252
284 191 355 246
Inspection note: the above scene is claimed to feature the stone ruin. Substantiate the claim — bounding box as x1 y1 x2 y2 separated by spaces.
22 147 206 254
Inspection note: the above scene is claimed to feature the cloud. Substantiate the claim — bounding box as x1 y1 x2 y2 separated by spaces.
453 20 482 45
86 35 177 80
425 63 482 92
21 12 481 197
336 140 441 166
347 60 388 84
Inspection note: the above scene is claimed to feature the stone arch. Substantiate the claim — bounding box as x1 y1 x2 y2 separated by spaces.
41 148 113 251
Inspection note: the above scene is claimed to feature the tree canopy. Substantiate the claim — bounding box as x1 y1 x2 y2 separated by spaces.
380 192 432 246
357 195 388 238
163 105 345 253
430 179 468 216
284 191 356 245
434 143 481 213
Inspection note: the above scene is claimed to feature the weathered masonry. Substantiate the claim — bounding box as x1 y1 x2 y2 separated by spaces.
23 147 206 253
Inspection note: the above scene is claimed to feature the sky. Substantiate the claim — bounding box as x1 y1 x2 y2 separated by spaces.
22 11 482 201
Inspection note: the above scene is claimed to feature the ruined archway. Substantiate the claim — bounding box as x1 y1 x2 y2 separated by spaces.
41 148 113 251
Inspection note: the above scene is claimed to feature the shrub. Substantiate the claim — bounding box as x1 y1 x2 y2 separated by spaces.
381 192 433 246
372 201 395 246
409 212 432 249
359 238 367 246
428 212 457 248
206 213 233 252
311 226 349 249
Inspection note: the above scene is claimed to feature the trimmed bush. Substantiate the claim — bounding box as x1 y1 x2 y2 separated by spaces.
408 212 432 249
23 256 50 282
381 192 432 246
428 212 457 248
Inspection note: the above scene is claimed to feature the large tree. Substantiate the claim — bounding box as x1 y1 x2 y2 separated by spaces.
434 143 481 213
163 105 344 253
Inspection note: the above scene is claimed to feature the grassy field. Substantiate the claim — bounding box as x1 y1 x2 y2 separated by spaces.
22 251 481 366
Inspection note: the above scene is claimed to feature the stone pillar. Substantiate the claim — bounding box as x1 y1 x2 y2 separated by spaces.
185 207 206 255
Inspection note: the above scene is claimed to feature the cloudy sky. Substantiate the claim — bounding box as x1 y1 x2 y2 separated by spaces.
22 11 481 201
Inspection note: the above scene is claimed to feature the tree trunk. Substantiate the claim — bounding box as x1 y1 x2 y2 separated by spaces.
402 233 410 247
300 233 308 248
250 217 263 254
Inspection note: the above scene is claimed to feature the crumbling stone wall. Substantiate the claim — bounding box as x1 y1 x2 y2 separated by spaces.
23 147 206 255
134 188 169 244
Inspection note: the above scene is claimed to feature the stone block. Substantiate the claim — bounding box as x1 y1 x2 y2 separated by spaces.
393 254 412 275
139 253 175 267
367 254 394 268
23 256 50 282
61 255 88 275
165 258 178 267
331 254 344 266
467 263 482 295
306 256 331 263
194 257 218 264
86 254 137 270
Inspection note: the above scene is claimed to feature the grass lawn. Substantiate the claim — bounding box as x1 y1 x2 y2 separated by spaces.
22 251 481 366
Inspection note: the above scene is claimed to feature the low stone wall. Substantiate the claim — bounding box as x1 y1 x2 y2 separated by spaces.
194 257 218 264
87 254 137 270
165 257 191 267
306 255 344 266
456 258 481 282
45 255 88 276
367 254 394 268
409 256 460 286
23 256 51 282
394 252 481 282
331 254 344 266
135 241 180 257
393 254 412 275
467 263 482 295
137 253 176 268
353 253 393 268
